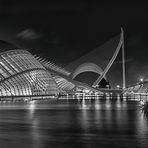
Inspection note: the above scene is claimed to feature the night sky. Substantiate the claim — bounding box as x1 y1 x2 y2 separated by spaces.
0 1 148 88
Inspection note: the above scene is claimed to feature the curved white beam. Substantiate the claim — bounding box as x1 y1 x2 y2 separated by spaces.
92 28 123 87
72 62 104 79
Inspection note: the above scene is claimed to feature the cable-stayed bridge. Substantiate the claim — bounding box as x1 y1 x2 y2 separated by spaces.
34 28 126 96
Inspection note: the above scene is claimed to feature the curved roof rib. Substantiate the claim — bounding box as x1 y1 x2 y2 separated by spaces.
71 62 104 79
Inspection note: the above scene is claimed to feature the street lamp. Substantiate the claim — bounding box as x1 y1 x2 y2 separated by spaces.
116 85 120 90
140 78 143 83
106 84 110 89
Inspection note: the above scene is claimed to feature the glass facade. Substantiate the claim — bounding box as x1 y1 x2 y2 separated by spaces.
53 75 75 93
0 50 58 97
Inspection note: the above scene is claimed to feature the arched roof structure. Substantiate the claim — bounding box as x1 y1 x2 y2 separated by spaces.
71 62 104 79
0 41 58 97
53 75 75 94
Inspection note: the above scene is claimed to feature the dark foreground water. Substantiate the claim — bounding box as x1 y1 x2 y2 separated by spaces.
0 99 148 148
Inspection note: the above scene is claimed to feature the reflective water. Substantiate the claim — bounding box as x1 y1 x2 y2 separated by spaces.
0 99 148 148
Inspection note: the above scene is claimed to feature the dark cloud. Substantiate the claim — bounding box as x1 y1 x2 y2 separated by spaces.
17 29 43 40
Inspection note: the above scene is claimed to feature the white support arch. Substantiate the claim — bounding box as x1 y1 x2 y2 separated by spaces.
72 62 104 79
92 28 125 88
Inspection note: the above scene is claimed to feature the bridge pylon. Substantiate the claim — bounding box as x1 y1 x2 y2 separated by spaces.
92 28 126 90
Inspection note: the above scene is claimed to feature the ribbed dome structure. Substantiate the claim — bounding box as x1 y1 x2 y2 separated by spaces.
0 40 58 99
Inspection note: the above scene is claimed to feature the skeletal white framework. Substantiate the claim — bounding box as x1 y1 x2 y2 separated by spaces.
0 50 58 97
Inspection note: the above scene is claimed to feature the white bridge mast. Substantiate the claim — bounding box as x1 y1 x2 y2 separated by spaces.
93 28 126 89
121 28 126 89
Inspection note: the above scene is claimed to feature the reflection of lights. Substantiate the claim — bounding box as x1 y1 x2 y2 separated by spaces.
29 100 35 109
136 108 148 146
95 99 101 110
105 93 110 100
123 98 127 102
29 100 36 117
122 101 127 107
116 99 121 108
105 99 111 109
81 99 90 110
105 103 111 109
106 95 110 100
117 94 120 100
82 99 86 108
81 101 89 130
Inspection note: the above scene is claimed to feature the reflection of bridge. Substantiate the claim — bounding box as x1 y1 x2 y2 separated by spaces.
0 28 126 99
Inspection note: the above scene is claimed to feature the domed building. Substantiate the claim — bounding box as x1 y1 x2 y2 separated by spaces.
0 40 58 99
